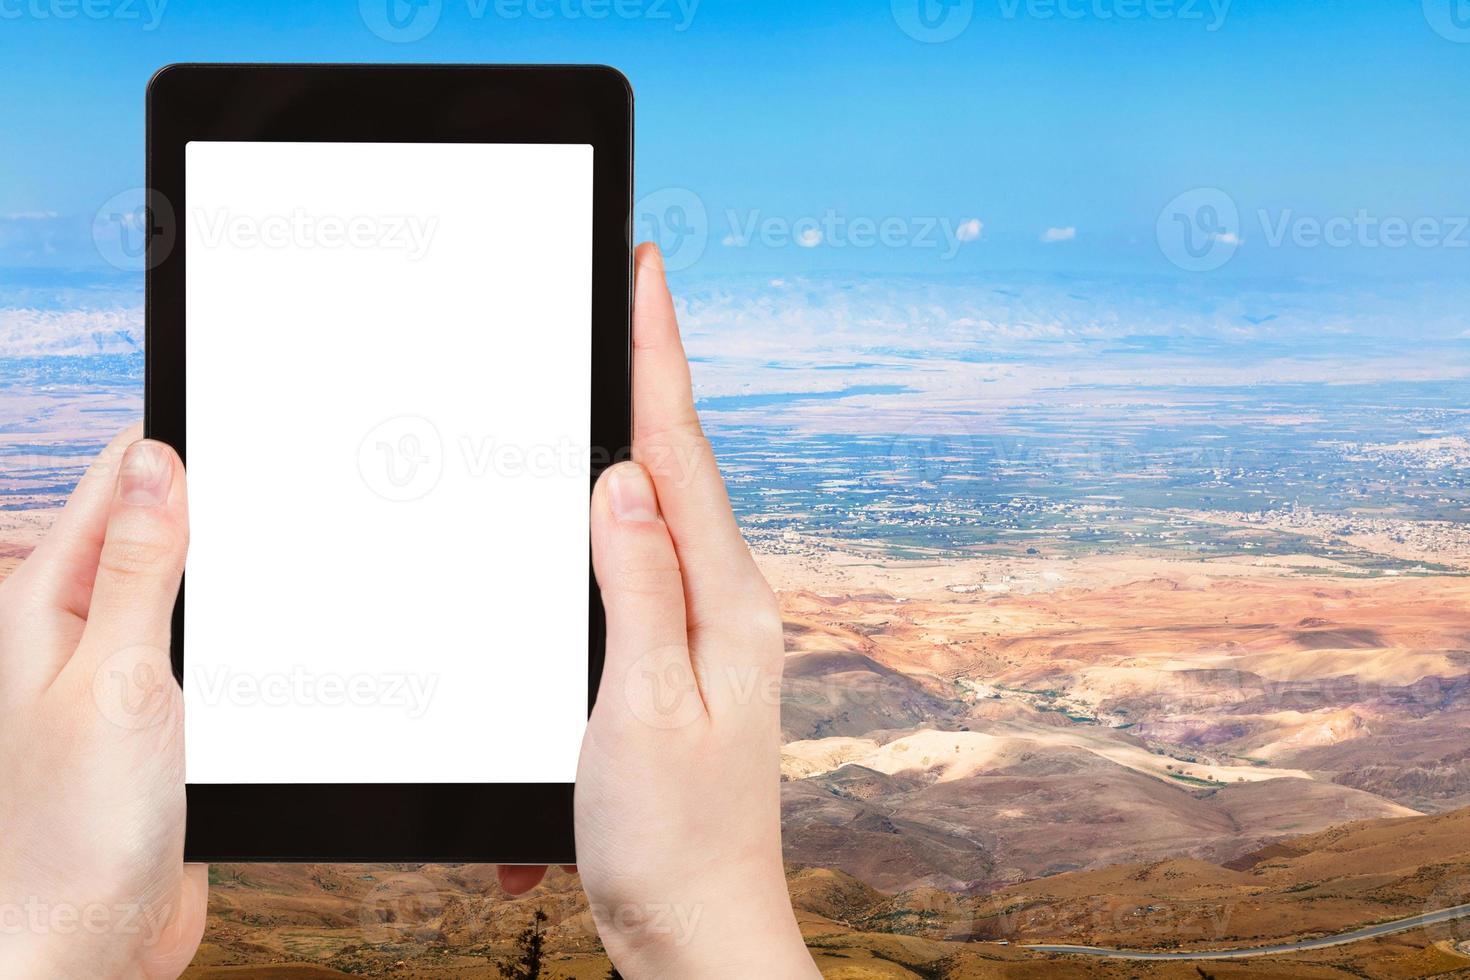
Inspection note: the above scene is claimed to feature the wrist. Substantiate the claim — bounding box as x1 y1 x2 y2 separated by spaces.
0 889 172 980
597 879 817 979
611 925 814 978
0 932 131 980
0 939 52 980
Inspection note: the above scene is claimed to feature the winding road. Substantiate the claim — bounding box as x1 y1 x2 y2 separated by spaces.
1025 902 1470 960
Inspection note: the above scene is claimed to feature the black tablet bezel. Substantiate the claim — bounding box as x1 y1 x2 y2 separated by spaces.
146 63 632 863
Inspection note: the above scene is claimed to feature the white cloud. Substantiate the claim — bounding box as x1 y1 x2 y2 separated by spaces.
722 233 747 247
0 210 92 265
956 218 983 242
666 273 1470 427
797 228 823 248
1214 231 1243 246
0 308 142 357
1041 226 1077 243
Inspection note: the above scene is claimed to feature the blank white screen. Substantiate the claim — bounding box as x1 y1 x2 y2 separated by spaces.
183 142 592 784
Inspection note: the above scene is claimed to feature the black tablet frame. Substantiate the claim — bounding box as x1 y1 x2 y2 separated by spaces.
146 63 632 863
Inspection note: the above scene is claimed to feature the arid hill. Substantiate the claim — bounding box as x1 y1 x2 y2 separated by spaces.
769 554 1470 895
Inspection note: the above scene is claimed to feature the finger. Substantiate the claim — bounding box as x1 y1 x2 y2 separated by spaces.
0 423 142 693
630 244 770 646
590 462 705 729
498 865 548 896
63 440 188 684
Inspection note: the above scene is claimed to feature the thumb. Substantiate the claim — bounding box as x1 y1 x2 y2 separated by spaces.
67 439 188 681
590 462 704 730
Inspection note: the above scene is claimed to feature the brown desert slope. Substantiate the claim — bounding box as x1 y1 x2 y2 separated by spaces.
772 556 1470 893
782 647 969 741
962 804 1470 950
185 821 1470 980
783 753 1415 892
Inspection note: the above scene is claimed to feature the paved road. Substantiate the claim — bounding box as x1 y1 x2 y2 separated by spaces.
1025 902 1470 960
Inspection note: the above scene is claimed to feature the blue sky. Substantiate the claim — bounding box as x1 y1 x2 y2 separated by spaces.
1 0 1467 279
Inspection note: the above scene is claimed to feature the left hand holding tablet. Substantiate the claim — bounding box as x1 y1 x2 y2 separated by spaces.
0 244 819 979
0 427 206 979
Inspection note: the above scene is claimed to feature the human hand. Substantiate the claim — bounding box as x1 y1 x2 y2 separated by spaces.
0 426 208 978
502 244 818 977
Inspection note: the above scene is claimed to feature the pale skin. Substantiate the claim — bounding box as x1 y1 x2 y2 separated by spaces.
0 243 819 979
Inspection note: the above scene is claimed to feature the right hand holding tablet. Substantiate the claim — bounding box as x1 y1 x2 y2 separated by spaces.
506 243 820 978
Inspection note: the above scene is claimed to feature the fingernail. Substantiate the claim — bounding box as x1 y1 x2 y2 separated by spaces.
119 441 173 507
641 241 665 271
609 464 660 523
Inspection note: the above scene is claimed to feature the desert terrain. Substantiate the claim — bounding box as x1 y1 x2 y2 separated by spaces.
2 472 1467 975
160 547 1470 977
181 807 1470 978
2 483 1467 975
3 325 1469 975
765 548 1470 897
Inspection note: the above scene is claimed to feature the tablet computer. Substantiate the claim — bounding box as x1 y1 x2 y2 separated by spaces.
146 64 632 863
